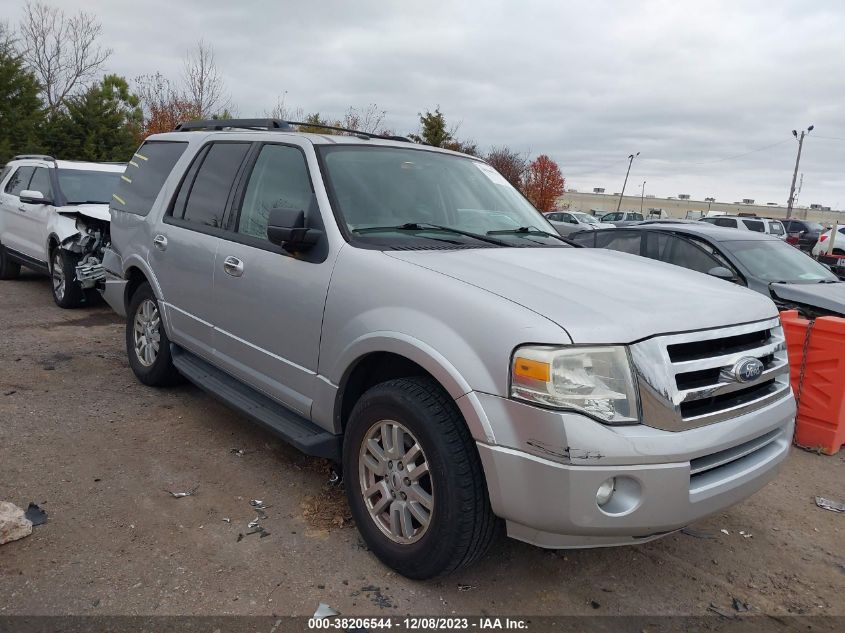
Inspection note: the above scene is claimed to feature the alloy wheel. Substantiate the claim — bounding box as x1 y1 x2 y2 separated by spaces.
133 298 161 367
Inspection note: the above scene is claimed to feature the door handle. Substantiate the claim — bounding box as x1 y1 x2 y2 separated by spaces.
223 256 244 277
17 206 27 213
153 234 168 251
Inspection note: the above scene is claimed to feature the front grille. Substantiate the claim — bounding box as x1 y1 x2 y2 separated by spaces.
630 317 792 431
690 428 785 493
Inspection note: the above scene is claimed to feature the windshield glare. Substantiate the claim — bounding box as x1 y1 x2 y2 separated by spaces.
319 146 559 245
726 239 838 283
58 169 123 204
574 212 598 224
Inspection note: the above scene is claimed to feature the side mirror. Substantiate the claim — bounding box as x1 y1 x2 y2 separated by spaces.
708 266 737 281
266 208 323 252
19 190 50 205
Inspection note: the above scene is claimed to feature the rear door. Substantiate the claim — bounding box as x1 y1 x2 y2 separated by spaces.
0 166 35 255
150 141 251 358
209 141 335 416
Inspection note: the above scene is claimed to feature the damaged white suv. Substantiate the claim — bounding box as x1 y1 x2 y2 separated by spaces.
0 155 125 307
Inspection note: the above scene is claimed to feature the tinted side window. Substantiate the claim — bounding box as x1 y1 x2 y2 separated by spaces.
595 230 642 254
237 145 313 240
181 143 250 229
742 219 765 232
769 221 784 235
661 235 720 274
714 218 738 228
111 142 188 216
4 167 35 196
28 168 53 198
630 213 644 221
570 231 597 247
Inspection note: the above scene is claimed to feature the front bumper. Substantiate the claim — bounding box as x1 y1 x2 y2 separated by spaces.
468 391 795 548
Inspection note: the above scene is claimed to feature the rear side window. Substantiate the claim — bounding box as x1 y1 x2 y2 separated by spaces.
769 221 784 236
742 219 765 232
173 142 250 229
111 142 187 216
630 213 644 221
595 230 642 254
4 167 35 196
657 235 721 274
570 231 597 247
714 218 738 228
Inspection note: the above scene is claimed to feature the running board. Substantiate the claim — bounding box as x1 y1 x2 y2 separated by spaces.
171 345 341 460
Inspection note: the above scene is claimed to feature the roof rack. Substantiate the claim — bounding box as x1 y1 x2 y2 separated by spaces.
12 154 56 162
173 118 412 143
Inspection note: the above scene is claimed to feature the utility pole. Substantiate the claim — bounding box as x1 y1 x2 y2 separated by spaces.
616 152 639 212
786 126 813 219
640 180 647 213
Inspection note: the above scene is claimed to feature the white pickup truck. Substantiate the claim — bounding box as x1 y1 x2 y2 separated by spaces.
0 155 125 307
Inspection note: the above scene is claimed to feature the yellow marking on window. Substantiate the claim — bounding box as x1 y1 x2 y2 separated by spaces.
112 194 126 205
121 175 132 183
129 161 139 168
134 153 148 161
513 357 550 382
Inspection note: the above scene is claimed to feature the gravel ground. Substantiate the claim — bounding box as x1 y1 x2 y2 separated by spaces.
1 271 843 620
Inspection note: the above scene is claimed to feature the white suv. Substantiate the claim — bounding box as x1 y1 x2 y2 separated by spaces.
0 155 125 307
701 215 786 240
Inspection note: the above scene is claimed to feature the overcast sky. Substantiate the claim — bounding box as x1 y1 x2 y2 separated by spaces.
9 0 845 207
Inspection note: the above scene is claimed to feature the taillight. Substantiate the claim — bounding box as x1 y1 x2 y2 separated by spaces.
819 235 829 243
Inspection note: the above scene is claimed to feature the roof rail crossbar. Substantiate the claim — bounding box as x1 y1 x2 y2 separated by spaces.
174 119 293 132
12 154 56 162
286 121 411 142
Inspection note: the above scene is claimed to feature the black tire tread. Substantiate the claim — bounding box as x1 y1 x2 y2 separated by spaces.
51 248 85 308
0 245 21 280
346 376 499 578
125 282 182 387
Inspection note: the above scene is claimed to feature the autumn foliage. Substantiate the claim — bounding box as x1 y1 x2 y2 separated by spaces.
523 154 565 212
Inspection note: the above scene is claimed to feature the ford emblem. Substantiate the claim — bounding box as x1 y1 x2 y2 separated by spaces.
732 357 764 383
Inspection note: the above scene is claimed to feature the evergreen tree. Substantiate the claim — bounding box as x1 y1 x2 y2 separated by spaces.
0 28 44 163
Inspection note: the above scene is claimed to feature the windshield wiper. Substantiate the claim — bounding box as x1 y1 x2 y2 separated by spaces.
353 223 513 247
65 200 109 205
487 226 580 247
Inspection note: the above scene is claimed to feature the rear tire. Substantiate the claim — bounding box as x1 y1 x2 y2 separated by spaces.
126 282 181 386
0 244 21 280
343 376 499 579
50 248 84 308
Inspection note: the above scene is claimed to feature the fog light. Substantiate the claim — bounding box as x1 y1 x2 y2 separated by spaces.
596 478 616 506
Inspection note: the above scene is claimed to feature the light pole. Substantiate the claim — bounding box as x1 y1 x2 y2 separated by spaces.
616 152 640 212
640 180 647 214
786 126 813 219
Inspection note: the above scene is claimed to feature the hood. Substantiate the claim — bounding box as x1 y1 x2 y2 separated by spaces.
596 222 616 229
770 281 845 316
386 248 778 343
56 204 111 223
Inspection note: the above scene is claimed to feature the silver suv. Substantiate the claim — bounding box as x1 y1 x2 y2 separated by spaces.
101 119 795 579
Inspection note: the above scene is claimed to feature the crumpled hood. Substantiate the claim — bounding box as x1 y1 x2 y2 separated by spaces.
770 281 845 316
56 204 110 223
386 248 778 343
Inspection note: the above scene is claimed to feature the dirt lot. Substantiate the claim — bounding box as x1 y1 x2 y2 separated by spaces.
1 271 843 620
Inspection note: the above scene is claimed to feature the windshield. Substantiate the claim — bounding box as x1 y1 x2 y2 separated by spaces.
725 239 838 283
58 168 123 204
318 146 563 247
573 212 598 224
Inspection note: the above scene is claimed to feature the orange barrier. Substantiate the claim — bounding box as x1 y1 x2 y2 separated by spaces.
780 310 845 455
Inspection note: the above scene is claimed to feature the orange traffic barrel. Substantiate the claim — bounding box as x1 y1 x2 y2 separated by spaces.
780 310 845 455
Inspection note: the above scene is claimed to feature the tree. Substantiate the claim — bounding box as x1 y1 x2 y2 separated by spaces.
43 74 142 162
523 154 565 212
0 22 44 163
341 104 386 134
135 72 202 138
408 107 452 147
183 40 229 118
485 146 527 190
19 1 111 115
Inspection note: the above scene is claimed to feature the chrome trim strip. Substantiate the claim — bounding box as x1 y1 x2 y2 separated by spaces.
678 359 790 404
670 339 785 373
689 428 782 476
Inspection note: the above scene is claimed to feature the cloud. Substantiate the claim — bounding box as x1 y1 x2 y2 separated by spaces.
29 0 845 207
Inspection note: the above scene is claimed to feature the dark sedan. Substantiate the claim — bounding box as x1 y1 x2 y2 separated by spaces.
782 219 824 251
572 222 845 318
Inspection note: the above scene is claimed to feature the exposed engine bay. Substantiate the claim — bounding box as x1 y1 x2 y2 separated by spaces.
60 214 110 290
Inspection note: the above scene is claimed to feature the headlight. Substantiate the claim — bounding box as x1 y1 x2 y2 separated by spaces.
510 345 640 424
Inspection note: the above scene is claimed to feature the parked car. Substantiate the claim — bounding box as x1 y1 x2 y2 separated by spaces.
811 225 845 257
101 119 794 579
699 215 786 240
782 219 824 251
545 210 613 235
0 155 125 307
598 211 644 226
572 222 845 318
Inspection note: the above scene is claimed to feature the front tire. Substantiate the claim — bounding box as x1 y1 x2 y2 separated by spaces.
50 248 84 308
126 282 181 386
343 377 499 579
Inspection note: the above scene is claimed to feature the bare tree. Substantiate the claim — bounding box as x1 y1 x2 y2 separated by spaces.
182 40 229 118
264 92 304 122
341 104 386 133
19 1 111 114
485 146 528 190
